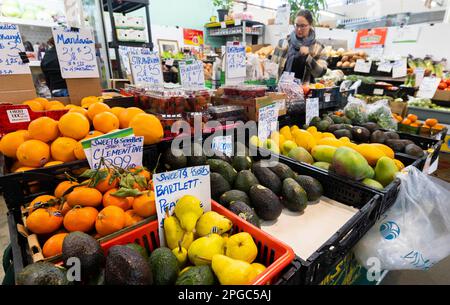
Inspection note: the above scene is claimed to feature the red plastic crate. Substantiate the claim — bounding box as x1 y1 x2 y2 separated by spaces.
101 200 295 285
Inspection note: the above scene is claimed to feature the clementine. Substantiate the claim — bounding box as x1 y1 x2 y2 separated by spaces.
63 206 98 232
95 206 126 237
42 233 68 258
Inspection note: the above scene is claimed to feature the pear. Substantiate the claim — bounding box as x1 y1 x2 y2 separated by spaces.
225 232 258 263
188 233 225 266
172 242 188 268
174 195 204 232
164 212 185 250
180 231 194 249
196 211 232 237
211 254 257 285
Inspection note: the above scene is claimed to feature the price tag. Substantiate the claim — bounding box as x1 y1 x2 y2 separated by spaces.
324 93 331 103
179 60 205 90
64 0 85 28
415 67 425 87
211 136 233 157
0 23 31 75
305 98 319 125
258 103 279 142
52 26 99 78
165 58 174 66
373 88 384 95
392 59 407 78
234 19 242 26
6 108 30 123
417 77 441 99
226 42 246 79
377 61 393 73
340 80 353 92
354 59 372 74
129 48 163 87
220 22 227 29
350 79 362 91
154 165 211 246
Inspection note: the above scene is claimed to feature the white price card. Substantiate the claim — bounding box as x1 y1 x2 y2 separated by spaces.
90 136 143 170
415 67 425 87
258 103 279 143
234 19 242 26
179 60 205 90
220 22 227 29
211 135 233 156
129 48 163 86
324 93 331 103
6 108 30 123
373 88 384 95
417 77 441 99
165 58 174 66
354 59 372 74
0 23 31 75
153 166 211 246
226 42 246 79
305 98 319 126
392 59 407 79
52 26 99 78
377 61 393 73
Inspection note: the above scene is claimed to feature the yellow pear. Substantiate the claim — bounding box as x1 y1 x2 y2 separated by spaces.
225 232 258 263
181 231 194 249
188 233 225 266
174 195 203 232
164 212 185 250
195 211 232 237
172 242 188 268
211 254 257 285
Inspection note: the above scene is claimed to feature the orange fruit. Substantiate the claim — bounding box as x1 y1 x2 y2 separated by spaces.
16 140 50 167
58 112 90 140
60 202 71 216
124 210 144 227
103 188 133 211
118 107 144 128
433 124 445 130
14 166 36 172
22 100 44 112
132 191 156 217
66 186 103 208
54 180 79 198
42 233 68 258
63 206 99 232
28 195 57 213
68 106 89 118
0 130 29 158
47 101 65 110
10 160 24 172
26 207 63 234
130 166 151 181
74 131 105 160
407 114 418 122
401 118 411 125
95 206 126 237
81 96 99 108
93 112 119 133
111 107 125 118
93 169 120 193
129 113 164 145
28 117 59 143
425 118 438 127
44 160 64 167
51 137 78 162
87 102 111 121
34 97 50 110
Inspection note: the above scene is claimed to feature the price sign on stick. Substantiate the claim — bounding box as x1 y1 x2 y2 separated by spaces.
377 61 393 73
417 77 441 99
415 67 425 87
392 59 407 78
90 136 144 170
226 42 246 79
153 166 211 246
258 103 279 142
129 48 163 86
52 26 99 78
0 23 30 75
306 98 319 126
354 59 372 74
179 60 205 90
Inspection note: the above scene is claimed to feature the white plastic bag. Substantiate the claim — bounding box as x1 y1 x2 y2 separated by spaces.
366 99 398 130
343 95 367 124
354 166 450 271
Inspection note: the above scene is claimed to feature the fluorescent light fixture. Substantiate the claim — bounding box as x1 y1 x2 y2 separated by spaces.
319 10 337 18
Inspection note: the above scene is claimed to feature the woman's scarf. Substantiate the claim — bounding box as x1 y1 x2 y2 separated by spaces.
285 29 316 73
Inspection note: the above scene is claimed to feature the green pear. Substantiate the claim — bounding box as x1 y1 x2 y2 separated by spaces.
281 140 297 156
188 234 225 266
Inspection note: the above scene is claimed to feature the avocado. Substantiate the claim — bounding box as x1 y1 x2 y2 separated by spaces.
187 144 207 166
281 178 308 212
149 247 179 285
106 245 153 285
351 126 371 143
126 243 149 260
313 161 331 170
234 170 259 193
405 144 424 157
330 115 344 124
62 231 105 280
384 131 400 140
333 129 353 139
175 265 215 285
232 156 253 172
385 139 406 152
210 173 231 200
163 148 187 170
294 175 323 201
209 154 232 164
249 185 283 221
207 159 237 185
323 116 334 126
342 117 352 125
219 190 251 207
361 122 379 133
317 120 331 132
88 268 105 285
309 116 322 127
370 130 387 144
328 124 345 133
251 162 282 195
268 162 297 181
228 201 261 228
17 262 70 285
341 124 354 131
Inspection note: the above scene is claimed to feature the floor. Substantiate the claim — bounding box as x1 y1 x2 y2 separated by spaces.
0 154 449 285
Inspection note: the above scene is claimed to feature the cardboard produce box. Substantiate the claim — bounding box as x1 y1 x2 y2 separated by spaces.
222 96 279 121
267 92 287 117
0 75 36 104
389 99 408 117
433 89 450 102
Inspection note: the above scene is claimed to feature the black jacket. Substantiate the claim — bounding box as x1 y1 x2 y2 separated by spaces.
41 47 67 91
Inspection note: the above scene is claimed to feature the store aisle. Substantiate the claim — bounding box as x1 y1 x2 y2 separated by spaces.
0 197 8 280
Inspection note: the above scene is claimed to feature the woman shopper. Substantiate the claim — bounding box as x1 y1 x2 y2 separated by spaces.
272 10 328 84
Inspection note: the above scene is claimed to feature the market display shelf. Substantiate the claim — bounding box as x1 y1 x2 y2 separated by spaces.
208 31 263 37
0 17 58 28
205 19 264 28
102 0 148 14
408 106 450 125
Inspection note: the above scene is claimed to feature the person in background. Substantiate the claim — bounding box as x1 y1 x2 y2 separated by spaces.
41 37 68 97
272 10 328 84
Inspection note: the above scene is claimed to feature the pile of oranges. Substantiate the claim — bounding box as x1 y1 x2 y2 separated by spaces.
0 97 164 173
25 166 156 258
394 113 445 131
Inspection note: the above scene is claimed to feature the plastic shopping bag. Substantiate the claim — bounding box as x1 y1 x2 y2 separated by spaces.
354 166 450 271
366 99 398 131
343 95 367 125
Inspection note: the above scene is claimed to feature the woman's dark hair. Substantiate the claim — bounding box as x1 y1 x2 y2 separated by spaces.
296 10 314 25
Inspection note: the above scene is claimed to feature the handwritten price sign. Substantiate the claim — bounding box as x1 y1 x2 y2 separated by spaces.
258 103 279 143
0 23 30 75
226 43 246 79
52 27 99 78
179 60 205 90
129 48 163 86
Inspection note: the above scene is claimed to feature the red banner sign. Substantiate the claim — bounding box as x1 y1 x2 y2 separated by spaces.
183 29 204 46
355 28 388 49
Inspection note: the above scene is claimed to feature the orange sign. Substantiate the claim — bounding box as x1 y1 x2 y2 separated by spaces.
355 28 388 48
183 29 204 46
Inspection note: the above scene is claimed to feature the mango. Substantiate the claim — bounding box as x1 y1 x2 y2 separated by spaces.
362 178 384 190
331 147 370 181
311 145 337 163
280 126 293 141
374 157 399 187
343 142 359 150
363 165 375 179
339 137 351 143
355 144 386 167
270 132 286 148
369 143 395 159
292 129 316 152
306 126 317 134
317 137 345 148
313 162 331 170
321 132 336 139
393 159 405 170
287 147 314 164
